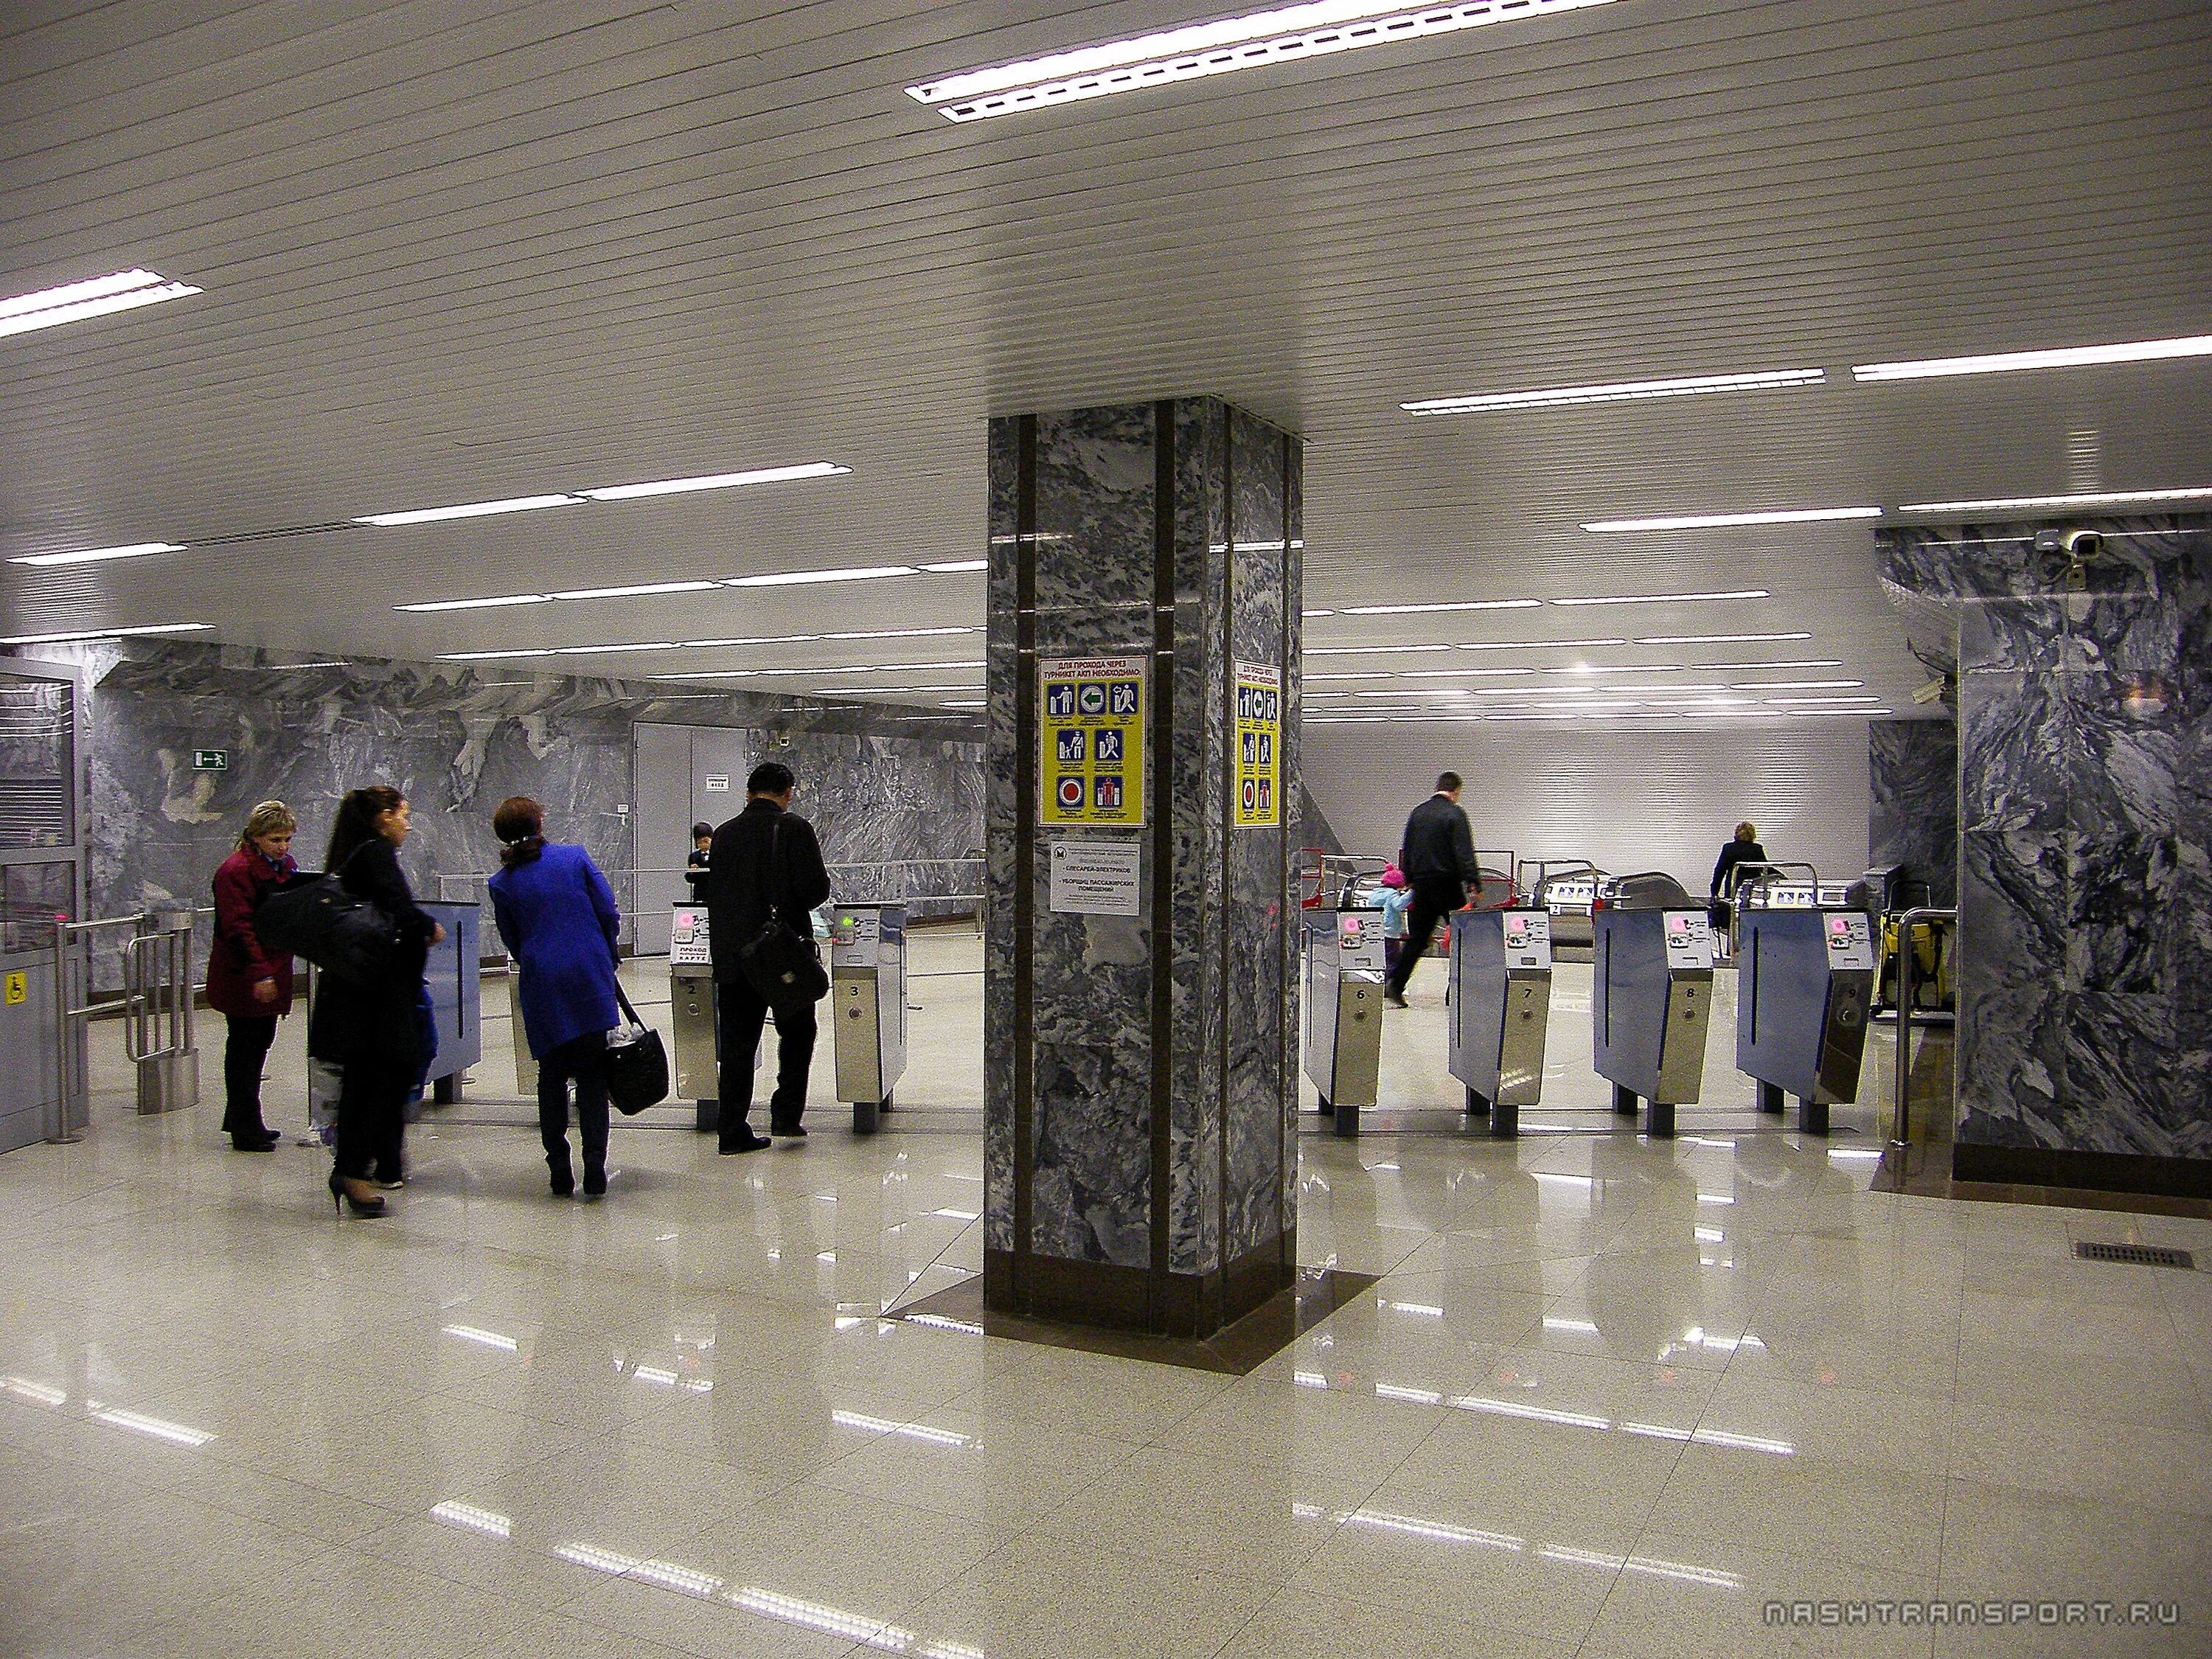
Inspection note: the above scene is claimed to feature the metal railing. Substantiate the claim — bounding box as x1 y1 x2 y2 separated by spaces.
49 905 205 1140
1888 906 1958 1173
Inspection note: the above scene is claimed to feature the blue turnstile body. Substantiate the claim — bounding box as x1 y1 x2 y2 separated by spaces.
1736 906 1878 1135
1592 906 1715 1138
422 901 483 1101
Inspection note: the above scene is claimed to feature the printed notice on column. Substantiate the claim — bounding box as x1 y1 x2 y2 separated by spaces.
1233 661 1281 828
1038 655 1147 828
1048 839 1143 917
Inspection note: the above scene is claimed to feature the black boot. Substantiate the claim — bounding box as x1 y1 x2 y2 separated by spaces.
548 1147 574 1196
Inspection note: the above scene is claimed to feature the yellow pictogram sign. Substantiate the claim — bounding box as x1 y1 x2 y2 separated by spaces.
1039 655 1147 827
1233 662 1281 829
3 972 26 1006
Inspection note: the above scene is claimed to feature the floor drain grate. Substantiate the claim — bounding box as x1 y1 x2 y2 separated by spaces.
2074 1241 2196 1270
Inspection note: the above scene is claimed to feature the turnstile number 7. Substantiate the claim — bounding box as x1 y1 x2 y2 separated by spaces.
831 905 907 1133
1448 907 1553 1137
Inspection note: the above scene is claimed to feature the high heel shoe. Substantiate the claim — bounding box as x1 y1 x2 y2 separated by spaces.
327 1169 386 1218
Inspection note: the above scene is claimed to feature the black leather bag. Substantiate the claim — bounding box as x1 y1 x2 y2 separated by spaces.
603 983 669 1116
253 863 397 984
737 819 830 1005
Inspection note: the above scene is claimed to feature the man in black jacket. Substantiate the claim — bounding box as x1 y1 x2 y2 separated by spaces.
704 762 832 1150
1383 771 1479 1008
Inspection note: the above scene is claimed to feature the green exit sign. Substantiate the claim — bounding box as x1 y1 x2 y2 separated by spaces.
192 749 229 772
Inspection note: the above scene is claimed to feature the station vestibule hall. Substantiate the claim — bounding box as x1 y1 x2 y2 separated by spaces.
4 3 2211 1655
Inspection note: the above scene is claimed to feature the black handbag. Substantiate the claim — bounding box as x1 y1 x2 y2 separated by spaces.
603 983 669 1116
253 858 398 984
737 818 830 1005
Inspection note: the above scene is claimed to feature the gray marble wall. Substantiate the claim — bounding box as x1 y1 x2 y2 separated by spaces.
1879 518 2212 1189
1868 717 1958 905
985 399 1300 1333
11 639 981 984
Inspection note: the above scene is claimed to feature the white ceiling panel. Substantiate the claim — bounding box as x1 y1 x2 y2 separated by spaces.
2 0 2207 717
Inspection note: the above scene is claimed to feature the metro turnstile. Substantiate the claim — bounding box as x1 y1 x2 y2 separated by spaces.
1737 907 1877 1135
422 901 481 1104
1304 908 1386 1137
1447 907 1553 1137
670 905 721 1131
1592 907 1715 1138
830 904 908 1134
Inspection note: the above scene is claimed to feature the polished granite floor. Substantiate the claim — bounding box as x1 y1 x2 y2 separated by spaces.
4 955 2209 1657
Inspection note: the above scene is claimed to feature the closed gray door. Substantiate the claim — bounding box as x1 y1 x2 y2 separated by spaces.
632 724 758 958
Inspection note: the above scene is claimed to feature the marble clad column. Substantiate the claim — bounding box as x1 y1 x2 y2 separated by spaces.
1879 515 2212 1197
984 400 1301 1336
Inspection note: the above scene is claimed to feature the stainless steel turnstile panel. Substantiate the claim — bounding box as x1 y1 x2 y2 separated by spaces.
1737 906 1877 1135
1592 907 1715 1138
670 904 720 1130
1448 908 1553 1136
1304 908 1386 1136
832 904 908 1133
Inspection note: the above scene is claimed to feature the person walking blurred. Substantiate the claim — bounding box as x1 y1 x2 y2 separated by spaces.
1382 771 1479 1008
206 799 299 1151
703 762 830 1151
487 797 624 1199
309 787 441 1217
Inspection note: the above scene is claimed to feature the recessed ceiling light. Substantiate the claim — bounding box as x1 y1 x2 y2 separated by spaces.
577 462 849 501
1355 687 1471 698
823 627 978 641
1543 663 1688 675
436 649 560 661
1551 588 1769 606
652 670 762 680
0 268 202 339
555 642 680 655
1304 671 1396 681
1852 334 2212 383
550 581 720 601
1784 706 1893 716
1454 637 1628 652
357 494 579 527
906 0 1621 122
763 660 985 675
1394 667 1534 678
1303 644 1451 655
1763 695 1882 705
1694 659 1843 671
1551 682 1735 695
939 700 987 709
1403 368 1824 414
1581 509 1881 532
1896 484 2212 514
922 560 990 572
396 594 552 613
0 622 210 646
9 541 183 568
1637 632 1812 646
1730 679 1863 690
684 634 822 647
1302 608 1337 618
723 565 917 588
1340 599 1541 616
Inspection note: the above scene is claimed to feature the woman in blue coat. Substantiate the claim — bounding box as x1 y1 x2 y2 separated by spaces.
487 797 623 1198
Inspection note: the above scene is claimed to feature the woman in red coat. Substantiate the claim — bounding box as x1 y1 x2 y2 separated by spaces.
206 800 299 1150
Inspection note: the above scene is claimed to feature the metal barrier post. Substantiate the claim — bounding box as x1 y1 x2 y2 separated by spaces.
1887 907 1955 1174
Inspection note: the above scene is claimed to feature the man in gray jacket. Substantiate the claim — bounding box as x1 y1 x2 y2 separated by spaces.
1383 771 1478 1008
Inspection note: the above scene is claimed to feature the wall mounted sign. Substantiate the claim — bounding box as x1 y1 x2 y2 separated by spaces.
1048 838 1143 916
1038 655 1146 827
703 775 731 793
191 749 228 772
1232 662 1281 828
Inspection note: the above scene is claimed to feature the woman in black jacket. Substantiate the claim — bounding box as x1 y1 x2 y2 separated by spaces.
310 786 442 1217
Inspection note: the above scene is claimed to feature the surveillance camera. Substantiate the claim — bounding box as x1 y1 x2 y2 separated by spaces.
2033 528 2102 560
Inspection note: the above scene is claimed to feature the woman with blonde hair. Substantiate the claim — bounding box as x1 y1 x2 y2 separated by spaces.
207 800 299 1151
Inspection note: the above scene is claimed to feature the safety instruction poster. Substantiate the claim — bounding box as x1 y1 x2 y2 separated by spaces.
1039 655 1146 827
1233 661 1281 828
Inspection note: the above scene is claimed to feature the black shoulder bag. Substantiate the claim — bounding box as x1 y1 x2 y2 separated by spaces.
252 847 398 984
603 982 670 1116
737 818 830 1005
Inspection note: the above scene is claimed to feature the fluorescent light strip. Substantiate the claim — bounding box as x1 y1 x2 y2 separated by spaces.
398 594 550 613
1542 662 1688 674
438 650 559 661
0 270 201 339
1729 678 1863 689
1785 706 1891 716
1405 367 1824 414
909 0 1622 122
1637 632 1810 646
1303 643 1451 655
0 622 209 646
1551 588 1768 606
1457 637 1627 652
556 642 680 655
1854 333 2212 383
923 560 989 572
578 462 848 501
549 580 719 600
1395 667 1534 678
1898 485 2212 514
1340 599 1541 616
10 541 183 568
723 565 915 588
357 494 578 527
1693 659 1842 671
824 627 978 640
1764 695 1882 704
1582 509 1881 532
